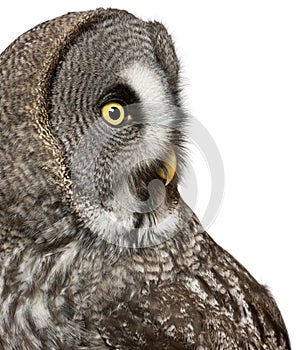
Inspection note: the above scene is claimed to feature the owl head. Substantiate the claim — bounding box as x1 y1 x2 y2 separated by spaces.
45 9 191 248
0 9 190 251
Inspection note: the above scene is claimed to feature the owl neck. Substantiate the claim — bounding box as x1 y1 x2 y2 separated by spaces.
72 178 195 250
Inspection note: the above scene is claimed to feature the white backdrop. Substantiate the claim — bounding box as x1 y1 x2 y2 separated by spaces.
0 1 297 348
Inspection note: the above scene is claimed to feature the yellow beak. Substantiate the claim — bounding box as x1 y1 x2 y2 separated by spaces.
156 147 177 186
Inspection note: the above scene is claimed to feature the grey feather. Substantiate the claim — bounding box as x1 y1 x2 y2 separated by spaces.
0 8 291 350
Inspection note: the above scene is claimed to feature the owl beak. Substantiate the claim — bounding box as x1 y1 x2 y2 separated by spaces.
156 147 177 186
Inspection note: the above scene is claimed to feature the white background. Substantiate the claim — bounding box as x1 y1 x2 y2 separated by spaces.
0 1 297 348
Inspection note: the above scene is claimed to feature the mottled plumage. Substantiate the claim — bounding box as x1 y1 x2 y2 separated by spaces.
0 8 291 349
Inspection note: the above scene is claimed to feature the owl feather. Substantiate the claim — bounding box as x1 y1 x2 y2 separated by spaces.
0 8 291 350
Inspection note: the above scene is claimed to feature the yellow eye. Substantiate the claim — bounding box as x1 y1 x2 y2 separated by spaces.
101 101 125 126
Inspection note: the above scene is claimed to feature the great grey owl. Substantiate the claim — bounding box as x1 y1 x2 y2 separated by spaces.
0 8 291 350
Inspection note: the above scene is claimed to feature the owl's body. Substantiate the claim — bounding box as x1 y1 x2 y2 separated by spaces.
0 9 290 350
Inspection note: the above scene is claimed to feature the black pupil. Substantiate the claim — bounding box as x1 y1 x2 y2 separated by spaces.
108 106 121 120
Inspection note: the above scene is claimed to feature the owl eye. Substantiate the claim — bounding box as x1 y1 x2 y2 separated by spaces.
101 101 125 126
